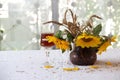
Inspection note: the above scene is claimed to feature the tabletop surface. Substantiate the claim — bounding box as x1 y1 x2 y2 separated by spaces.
0 48 120 80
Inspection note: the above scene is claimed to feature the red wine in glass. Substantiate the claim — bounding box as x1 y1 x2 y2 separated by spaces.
40 33 54 47
40 33 54 66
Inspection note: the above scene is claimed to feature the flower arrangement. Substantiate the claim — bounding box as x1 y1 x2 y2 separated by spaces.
44 9 116 55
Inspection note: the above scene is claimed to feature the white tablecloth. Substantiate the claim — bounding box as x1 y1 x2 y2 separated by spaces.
0 48 120 80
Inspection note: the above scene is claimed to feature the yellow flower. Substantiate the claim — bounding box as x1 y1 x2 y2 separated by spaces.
97 40 111 55
46 36 70 50
56 40 70 50
46 36 57 43
75 33 101 48
98 35 116 55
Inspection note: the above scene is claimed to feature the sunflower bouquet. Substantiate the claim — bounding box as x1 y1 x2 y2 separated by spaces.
44 9 116 54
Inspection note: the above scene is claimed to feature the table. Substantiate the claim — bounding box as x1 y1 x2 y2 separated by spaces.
0 48 120 80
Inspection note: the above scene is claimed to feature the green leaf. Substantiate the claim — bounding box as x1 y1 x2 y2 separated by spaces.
67 32 74 42
62 49 65 53
93 24 102 36
55 30 63 39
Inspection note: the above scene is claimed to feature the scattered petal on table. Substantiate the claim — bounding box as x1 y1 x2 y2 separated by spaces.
44 65 54 69
63 68 73 71
105 61 112 65
63 67 80 71
89 65 99 69
72 67 80 71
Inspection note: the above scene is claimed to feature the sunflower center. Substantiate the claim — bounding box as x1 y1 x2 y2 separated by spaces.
82 38 93 42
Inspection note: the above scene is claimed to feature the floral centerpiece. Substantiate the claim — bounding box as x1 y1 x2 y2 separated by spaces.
44 9 116 65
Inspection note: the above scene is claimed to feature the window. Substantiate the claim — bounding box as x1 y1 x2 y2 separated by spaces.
0 0 119 50
0 0 52 50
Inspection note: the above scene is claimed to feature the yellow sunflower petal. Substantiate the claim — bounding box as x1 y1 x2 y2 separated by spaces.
44 65 54 69
105 61 112 65
72 67 80 71
55 39 70 50
98 40 111 55
46 36 70 50
111 36 117 42
63 67 80 71
63 68 73 71
89 65 99 69
46 36 56 43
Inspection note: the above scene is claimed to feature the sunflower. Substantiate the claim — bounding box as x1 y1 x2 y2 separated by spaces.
46 36 57 43
46 36 70 50
75 33 101 48
97 36 116 55
97 40 111 55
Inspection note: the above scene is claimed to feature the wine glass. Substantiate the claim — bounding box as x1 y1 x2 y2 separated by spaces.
40 25 54 67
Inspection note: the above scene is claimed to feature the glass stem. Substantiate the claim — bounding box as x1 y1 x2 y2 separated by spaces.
46 50 50 65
